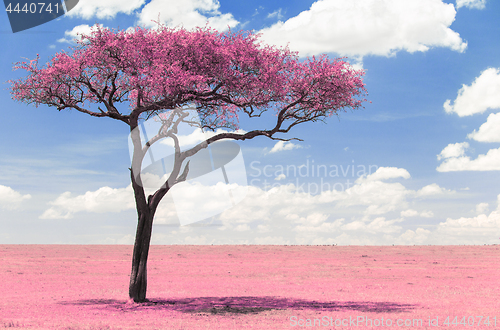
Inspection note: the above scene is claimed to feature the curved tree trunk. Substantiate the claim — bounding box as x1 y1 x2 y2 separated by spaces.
128 204 154 302
128 164 155 303
126 111 184 303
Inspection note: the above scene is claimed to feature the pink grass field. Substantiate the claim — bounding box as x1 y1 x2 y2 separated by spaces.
1 245 499 329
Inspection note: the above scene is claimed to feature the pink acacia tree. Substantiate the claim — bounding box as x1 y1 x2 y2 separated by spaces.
9 24 367 302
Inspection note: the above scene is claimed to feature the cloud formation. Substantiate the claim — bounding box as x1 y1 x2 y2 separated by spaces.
476 202 489 214
444 68 500 117
58 24 104 43
0 185 31 210
437 142 469 160
467 113 500 142
401 209 434 218
268 141 302 154
160 128 247 148
456 0 487 9
137 0 238 30
364 167 410 181
67 0 145 19
64 0 238 31
39 185 135 219
437 145 500 172
39 165 500 244
259 0 467 58
433 194 500 244
215 166 453 234
439 68 500 171
267 9 284 20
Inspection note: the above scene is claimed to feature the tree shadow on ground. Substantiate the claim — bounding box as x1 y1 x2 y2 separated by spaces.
60 296 416 315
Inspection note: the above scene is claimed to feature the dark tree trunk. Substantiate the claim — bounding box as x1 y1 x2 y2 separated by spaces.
128 162 155 303
128 204 154 302
126 112 181 303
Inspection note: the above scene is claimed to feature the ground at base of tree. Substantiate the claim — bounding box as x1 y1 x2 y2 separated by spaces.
1 244 499 329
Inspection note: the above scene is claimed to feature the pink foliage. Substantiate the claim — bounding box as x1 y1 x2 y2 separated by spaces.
9 24 366 130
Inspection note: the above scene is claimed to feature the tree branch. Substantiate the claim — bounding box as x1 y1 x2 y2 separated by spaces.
175 160 190 184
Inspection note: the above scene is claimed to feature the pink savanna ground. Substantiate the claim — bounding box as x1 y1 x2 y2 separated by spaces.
1 245 499 329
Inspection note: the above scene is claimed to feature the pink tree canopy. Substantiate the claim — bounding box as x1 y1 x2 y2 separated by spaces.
10 24 367 134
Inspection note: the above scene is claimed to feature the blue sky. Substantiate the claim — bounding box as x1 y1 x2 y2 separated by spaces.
1 0 500 245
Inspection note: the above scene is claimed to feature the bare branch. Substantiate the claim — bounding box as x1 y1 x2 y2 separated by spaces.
175 160 190 184
68 104 109 118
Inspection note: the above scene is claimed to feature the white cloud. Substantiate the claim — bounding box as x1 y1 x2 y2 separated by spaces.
437 146 500 172
160 128 247 148
401 209 418 217
416 183 451 197
184 235 209 244
137 0 238 30
268 141 302 154
58 24 103 43
267 8 284 20
334 168 450 215
311 167 448 216
433 195 500 243
468 112 500 142
0 185 31 210
254 236 291 244
40 185 134 219
321 181 410 215
444 68 500 117
258 0 466 58
102 234 135 245
364 167 411 181
294 219 343 233
205 166 456 244
167 181 248 226
257 224 271 233
296 212 330 226
438 212 500 231
274 174 286 181
341 217 403 234
34 165 471 245
218 184 319 226
401 209 434 218
476 202 489 214
439 69 500 172
395 228 431 244
67 0 145 19
420 210 434 218
437 142 469 160
456 0 487 9
235 224 251 232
